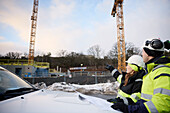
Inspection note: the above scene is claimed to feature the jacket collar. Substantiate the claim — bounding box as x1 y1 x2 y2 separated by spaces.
144 55 170 74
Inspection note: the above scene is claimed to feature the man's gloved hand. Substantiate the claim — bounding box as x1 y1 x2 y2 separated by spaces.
107 97 124 103
116 97 124 103
105 64 115 72
111 102 128 113
107 98 117 103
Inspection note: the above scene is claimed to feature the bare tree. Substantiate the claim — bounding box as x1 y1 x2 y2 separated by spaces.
107 42 141 60
107 43 118 59
6 52 22 59
46 52 51 57
24 52 28 58
57 50 68 57
87 45 102 59
125 42 141 59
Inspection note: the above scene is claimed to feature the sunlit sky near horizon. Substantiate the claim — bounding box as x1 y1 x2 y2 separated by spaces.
0 0 170 57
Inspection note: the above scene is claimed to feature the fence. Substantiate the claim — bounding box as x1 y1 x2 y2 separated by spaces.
24 75 115 86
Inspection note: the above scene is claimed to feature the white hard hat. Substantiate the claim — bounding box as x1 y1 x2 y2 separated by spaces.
126 55 145 68
143 38 164 51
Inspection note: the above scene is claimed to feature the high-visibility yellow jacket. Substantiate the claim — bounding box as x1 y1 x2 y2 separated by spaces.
128 56 170 113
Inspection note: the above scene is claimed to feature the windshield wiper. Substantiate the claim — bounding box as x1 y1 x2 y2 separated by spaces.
0 87 38 101
5 87 36 94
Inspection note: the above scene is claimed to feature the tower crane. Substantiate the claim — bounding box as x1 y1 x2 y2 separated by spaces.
28 0 39 64
111 0 126 72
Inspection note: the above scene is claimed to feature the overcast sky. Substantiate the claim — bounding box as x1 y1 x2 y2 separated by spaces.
0 0 170 57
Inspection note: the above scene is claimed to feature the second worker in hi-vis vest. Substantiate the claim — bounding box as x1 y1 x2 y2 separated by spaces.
106 55 145 105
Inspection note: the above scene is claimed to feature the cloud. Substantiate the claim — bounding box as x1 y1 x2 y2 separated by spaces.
35 0 116 56
0 36 5 40
0 0 31 43
0 0 83 56
124 0 170 48
0 42 27 55
0 0 117 56
35 0 84 55
0 0 169 57
49 0 75 20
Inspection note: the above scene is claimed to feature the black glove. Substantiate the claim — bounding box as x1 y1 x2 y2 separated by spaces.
107 97 124 103
111 102 128 113
126 97 135 105
107 98 117 103
105 64 115 72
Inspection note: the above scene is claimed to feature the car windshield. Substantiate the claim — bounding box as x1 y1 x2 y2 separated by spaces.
0 68 33 94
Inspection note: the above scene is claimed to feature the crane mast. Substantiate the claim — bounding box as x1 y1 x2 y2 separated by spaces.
111 0 126 72
28 0 39 64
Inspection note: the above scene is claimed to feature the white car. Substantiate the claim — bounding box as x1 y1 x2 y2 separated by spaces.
0 66 120 113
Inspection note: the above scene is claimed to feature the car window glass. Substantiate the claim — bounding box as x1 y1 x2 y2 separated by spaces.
0 70 32 94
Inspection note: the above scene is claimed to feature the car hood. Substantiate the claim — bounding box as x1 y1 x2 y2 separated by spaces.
0 90 116 113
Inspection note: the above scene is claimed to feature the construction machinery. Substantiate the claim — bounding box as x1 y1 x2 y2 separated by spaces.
111 0 126 72
28 0 39 65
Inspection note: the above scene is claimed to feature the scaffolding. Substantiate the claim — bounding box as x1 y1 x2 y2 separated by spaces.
0 59 49 68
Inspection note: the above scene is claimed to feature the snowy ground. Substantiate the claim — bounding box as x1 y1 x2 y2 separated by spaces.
34 82 120 99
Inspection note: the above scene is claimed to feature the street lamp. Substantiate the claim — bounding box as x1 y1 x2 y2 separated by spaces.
80 64 83 76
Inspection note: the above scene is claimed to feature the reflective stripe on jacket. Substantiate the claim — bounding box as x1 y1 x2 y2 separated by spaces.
117 89 141 105
112 69 145 104
141 56 170 113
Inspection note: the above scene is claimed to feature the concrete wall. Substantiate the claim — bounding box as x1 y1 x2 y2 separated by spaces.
1 65 48 77
1 65 35 77
24 75 116 86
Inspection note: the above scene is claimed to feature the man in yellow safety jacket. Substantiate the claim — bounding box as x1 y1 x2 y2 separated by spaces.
111 38 170 113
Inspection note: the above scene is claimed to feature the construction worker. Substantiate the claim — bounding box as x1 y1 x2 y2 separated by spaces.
111 38 170 113
106 55 145 105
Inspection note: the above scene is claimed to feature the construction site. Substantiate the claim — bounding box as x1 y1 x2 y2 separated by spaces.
0 0 127 85
0 0 169 83
0 1 170 113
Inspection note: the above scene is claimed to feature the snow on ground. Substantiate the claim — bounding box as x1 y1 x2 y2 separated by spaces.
34 82 120 96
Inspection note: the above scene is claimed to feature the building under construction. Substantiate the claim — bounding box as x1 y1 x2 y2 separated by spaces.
0 59 49 78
